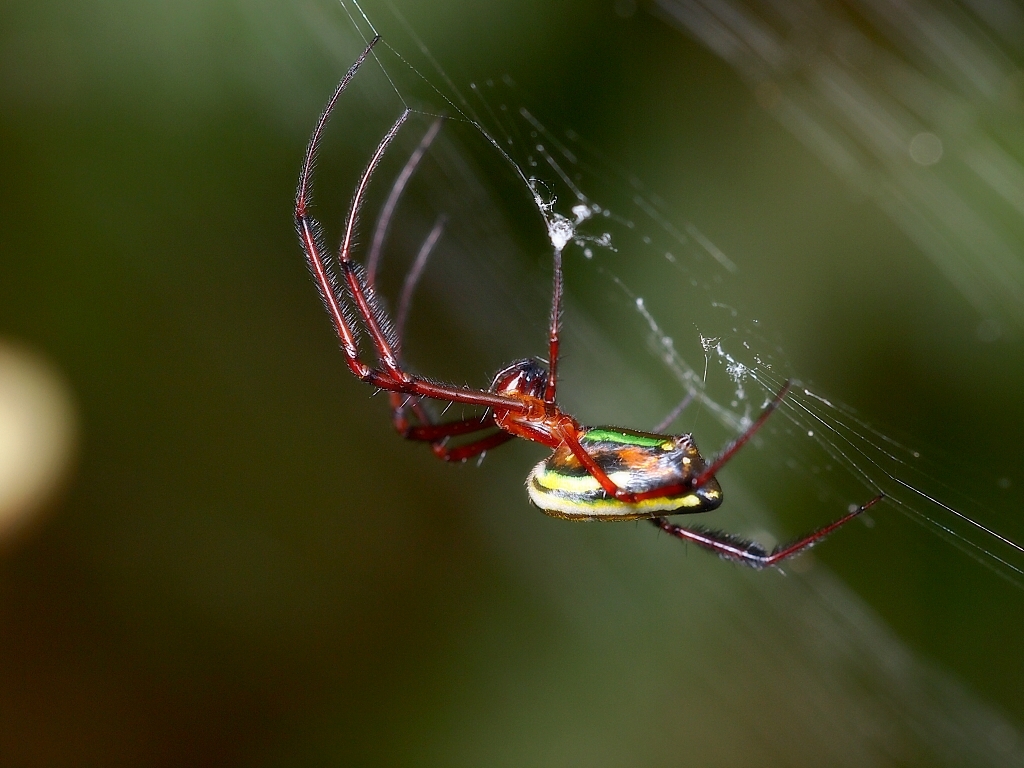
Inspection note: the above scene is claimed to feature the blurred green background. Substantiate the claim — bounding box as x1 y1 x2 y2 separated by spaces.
2 0 1024 765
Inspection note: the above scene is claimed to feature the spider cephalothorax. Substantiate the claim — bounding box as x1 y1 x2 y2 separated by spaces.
294 37 883 568
490 359 548 400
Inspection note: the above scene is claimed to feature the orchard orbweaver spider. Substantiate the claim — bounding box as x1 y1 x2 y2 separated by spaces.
294 38 883 568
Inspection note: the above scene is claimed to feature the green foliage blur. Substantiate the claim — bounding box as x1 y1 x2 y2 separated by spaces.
2 0 1023 765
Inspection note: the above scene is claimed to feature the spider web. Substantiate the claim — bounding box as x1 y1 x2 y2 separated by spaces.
310 0 1024 589
287 0 1024 762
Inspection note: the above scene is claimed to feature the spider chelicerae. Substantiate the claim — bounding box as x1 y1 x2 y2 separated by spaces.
294 38 883 568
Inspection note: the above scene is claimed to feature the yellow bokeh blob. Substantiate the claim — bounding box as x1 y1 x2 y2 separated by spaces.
0 340 77 542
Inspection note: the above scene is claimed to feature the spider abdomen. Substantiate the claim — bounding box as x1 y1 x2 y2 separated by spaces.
527 428 723 520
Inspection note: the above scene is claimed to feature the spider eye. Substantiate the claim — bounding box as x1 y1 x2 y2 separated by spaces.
490 359 547 397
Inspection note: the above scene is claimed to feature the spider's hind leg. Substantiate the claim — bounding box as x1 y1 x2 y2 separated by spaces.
652 391 697 433
649 493 883 569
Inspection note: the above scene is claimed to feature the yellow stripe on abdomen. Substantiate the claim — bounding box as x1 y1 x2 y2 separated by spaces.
527 459 714 521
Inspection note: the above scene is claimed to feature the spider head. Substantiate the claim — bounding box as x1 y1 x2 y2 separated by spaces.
490 359 548 399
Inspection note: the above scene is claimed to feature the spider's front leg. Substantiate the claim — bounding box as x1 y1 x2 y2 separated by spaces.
295 40 532 420
360 134 513 464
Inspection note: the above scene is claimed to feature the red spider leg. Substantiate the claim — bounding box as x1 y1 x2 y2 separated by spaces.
555 379 794 505
649 493 884 569
295 37 379 222
336 109 412 380
362 155 513 460
552 399 880 569
546 381 882 568
363 142 450 431
366 214 450 425
389 396 513 461
366 115 445 287
556 424 628 497
390 404 493 441
543 247 564 403
378 207 496 442
690 380 792 490
395 214 446 351
294 42 530 416
432 430 515 462
386 216 514 460
652 391 696 433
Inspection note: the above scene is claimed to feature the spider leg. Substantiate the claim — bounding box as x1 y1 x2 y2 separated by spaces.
690 380 792 490
394 214 446 354
389 392 513 461
384 219 509 461
356 127 512 464
652 390 696 433
333 110 412 381
554 380 879 567
362 140 456 439
543 248 564 403
375 193 497 456
389 394 495 440
556 380 796 505
384 216 453 442
294 40 529 416
430 430 515 462
366 116 444 287
649 493 884 569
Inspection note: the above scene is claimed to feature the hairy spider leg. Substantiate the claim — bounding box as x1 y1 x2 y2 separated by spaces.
650 492 884 568
297 42 880 565
544 247 564 403
389 398 514 461
366 115 445 288
294 37 531 417
362 128 515 462
612 380 882 565
393 217 514 461
382 217 515 461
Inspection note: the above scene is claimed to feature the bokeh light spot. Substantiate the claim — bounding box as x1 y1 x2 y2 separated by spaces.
909 132 943 166
0 339 76 541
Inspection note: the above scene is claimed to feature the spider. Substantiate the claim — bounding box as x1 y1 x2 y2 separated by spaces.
294 38 883 568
